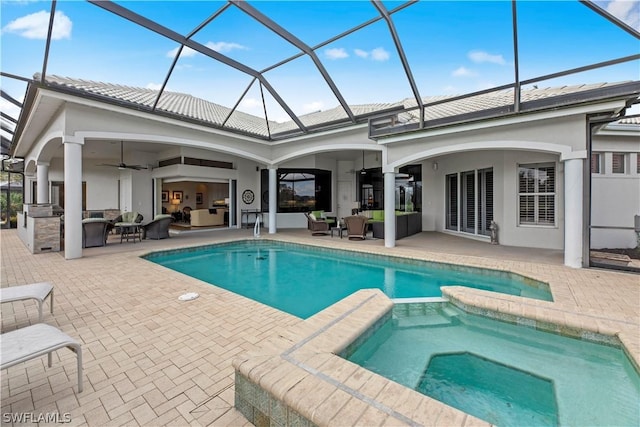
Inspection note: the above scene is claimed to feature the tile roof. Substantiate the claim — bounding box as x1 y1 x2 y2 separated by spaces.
36 74 638 139
617 116 640 124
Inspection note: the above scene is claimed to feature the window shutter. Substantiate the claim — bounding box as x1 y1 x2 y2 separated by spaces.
484 169 494 233
446 174 458 230
591 153 600 173
612 153 625 174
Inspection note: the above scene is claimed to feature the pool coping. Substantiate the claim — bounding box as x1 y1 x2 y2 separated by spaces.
232 289 491 426
232 287 639 426
144 236 639 425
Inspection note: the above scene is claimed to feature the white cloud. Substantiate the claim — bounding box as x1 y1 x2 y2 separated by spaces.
240 98 262 109
452 66 477 77
605 0 640 30
325 48 349 60
205 41 247 53
302 101 323 113
352 47 390 61
468 50 506 65
166 46 198 58
166 41 246 58
370 47 390 62
354 49 368 59
3 10 71 40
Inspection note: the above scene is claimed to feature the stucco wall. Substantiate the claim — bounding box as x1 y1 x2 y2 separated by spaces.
591 133 639 249
422 149 563 250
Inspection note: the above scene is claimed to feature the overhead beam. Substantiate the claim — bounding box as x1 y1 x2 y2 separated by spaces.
579 0 640 39
40 0 56 83
87 0 307 132
511 0 521 112
1 90 23 109
1 123 14 135
231 0 356 123
258 1 416 78
152 45 183 111
371 0 423 126
1 112 18 124
1 135 13 155
222 77 257 128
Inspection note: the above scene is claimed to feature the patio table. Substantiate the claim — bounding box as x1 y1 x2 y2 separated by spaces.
114 222 142 243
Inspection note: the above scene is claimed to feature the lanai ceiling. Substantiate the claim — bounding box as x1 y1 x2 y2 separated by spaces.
1 0 639 157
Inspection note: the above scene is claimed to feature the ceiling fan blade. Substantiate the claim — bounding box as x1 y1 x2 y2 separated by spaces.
97 142 149 170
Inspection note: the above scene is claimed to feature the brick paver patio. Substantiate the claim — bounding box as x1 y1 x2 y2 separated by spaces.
1 228 638 426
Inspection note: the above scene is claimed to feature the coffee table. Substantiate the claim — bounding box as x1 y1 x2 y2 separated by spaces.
115 222 142 243
330 225 347 238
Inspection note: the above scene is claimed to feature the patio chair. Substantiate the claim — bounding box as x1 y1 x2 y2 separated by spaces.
343 215 368 240
304 212 330 236
0 282 54 322
82 218 110 248
182 206 192 223
142 214 173 240
113 211 143 224
1 323 83 392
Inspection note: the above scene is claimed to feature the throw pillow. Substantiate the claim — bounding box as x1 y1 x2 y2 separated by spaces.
309 213 317 221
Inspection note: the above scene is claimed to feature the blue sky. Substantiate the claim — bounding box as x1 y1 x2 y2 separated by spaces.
1 0 638 125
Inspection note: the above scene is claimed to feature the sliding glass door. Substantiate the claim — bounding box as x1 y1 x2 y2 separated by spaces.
445 168 493 236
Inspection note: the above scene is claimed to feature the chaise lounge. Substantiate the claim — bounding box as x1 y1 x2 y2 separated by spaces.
1 323 83 392
0 282 54 322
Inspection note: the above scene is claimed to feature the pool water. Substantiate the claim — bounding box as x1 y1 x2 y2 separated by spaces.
347 303 640 426
144 240 551 319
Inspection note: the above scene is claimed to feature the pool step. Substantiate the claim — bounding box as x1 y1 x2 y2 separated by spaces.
395 314 453 328
393 300 460 328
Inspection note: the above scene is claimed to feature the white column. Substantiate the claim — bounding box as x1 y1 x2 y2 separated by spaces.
268 167 277 234
24 173 35 204
36 161 50 204
564 158 583 268
384 171 396 248
64 139 83 260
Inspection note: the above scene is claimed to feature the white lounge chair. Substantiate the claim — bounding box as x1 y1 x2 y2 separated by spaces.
0 282 53 322
1 323 83 392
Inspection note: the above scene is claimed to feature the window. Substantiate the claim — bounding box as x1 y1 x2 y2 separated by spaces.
591 153 602 174
518 164 555 226
612 153 625 174
446 168 493 235
478 168 493 235
445 174 458 231
261 169 331 213
461 171 476 233
637 155 640 174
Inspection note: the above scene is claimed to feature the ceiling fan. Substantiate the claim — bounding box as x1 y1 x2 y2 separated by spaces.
99 141 148 170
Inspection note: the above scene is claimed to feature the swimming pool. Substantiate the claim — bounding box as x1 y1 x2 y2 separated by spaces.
347 302 640 426
144 240 552 318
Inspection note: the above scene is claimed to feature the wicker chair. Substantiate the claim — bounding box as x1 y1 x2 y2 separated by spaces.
304 212 330 236
142 215 173 240
82 219 110 248
343 215 368 240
